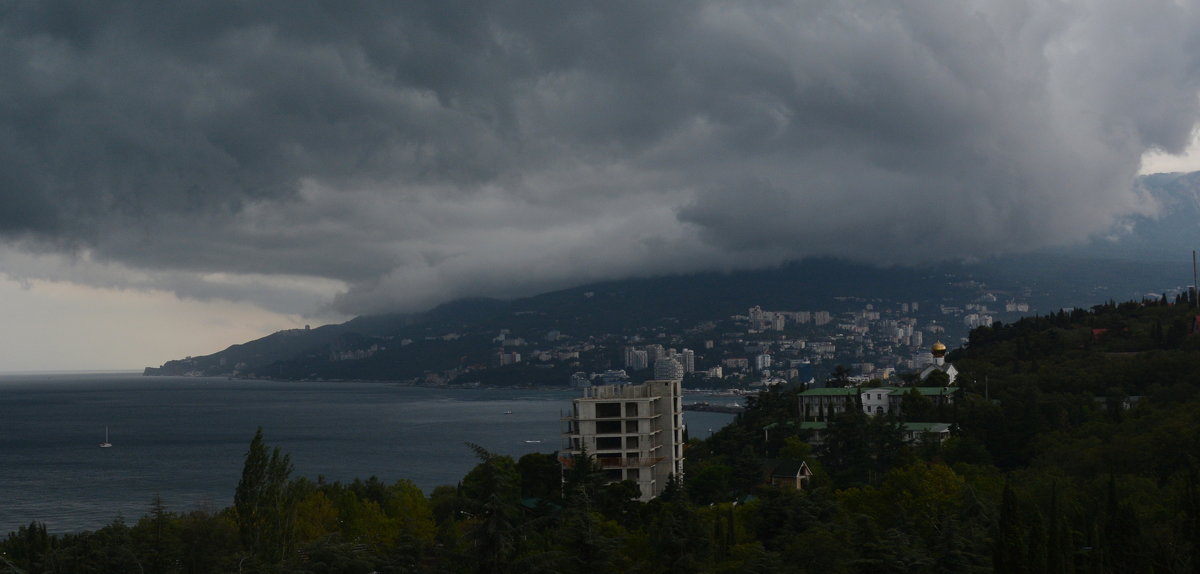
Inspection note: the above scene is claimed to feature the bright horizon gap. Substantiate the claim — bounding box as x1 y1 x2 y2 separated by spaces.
1140 130 1200 175
0 274 318 372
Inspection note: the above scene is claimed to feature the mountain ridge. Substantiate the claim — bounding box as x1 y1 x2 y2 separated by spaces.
146 173 1200 382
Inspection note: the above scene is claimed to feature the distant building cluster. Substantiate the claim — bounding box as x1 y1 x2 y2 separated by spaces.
623 345 694 378
376 285 1030 391
330 345 380 362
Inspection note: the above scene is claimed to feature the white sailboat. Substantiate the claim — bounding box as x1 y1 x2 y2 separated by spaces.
99 426 112 448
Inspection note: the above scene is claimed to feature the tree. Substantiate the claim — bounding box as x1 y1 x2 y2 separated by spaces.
562 447 607 502
517 452 563 502
900 388 936 422
994 482 1027 573
384 479 438 547
831 365 852 385
461 442 522 574
2 521 52 574
923 368 952 388
132 495 178 574
234 427 298 566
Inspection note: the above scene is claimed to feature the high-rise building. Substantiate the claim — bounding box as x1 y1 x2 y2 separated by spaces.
679 349 695 373
561 379 684 501
653 357 684 381
624 347 649 370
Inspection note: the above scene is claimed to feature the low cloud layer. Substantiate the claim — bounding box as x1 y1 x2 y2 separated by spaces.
3 1 1199 316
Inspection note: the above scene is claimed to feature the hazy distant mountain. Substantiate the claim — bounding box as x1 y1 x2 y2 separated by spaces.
146 172 1200 381
144 258 1187 381
1060 171 1200 263
144 259 978 379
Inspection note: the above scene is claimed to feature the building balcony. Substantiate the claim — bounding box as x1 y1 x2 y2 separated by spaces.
560 413 663 422
559 455 666 469
560 429 663 440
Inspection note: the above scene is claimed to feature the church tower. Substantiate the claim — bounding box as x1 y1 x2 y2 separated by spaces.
931 340 947 366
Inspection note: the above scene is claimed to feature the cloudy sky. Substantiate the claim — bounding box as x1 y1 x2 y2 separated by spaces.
2 1 1200 371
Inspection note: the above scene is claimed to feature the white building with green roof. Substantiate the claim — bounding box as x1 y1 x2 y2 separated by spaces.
798 387 861 421
800 385 956 421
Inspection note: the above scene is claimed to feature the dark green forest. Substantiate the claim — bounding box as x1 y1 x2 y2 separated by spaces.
7 297 1200 573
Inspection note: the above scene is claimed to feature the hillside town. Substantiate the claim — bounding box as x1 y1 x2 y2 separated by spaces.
493 296 1030 391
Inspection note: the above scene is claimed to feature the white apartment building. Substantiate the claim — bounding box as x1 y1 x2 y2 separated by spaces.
644 344 665 364
679 349 695 373
561 379 685 501
653 357 684 381
624 347 649 370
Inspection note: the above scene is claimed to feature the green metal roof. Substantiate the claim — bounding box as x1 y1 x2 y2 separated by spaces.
909 387 955 396
901 422 952 432
798 387 860 396
799 386 953 397
795 421 950 432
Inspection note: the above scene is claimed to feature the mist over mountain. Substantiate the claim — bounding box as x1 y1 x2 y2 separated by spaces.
146 172 1200 382
1064 171 1200 263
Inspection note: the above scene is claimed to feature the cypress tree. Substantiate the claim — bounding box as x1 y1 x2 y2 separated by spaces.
995 482 1028 574
234 427 297 566
1045 482 1072 574
1027 510 1048 574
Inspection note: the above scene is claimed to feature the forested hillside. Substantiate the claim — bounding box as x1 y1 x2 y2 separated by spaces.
8 297 1200 573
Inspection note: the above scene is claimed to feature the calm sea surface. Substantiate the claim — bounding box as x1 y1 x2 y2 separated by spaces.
0 373 734 534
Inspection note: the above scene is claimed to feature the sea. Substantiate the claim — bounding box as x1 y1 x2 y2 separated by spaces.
0 373 736 535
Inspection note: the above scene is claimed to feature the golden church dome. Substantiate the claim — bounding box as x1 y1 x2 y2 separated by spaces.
931 341 947 356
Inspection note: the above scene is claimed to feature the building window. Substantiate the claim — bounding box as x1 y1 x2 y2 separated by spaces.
625 420 639 433
596 420 622 435
626 436 639 449
596 437 622 450
625 402 639 417
596 402 621 418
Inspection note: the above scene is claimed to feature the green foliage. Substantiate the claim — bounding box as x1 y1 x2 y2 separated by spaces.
461 443 523 574
517 452 563 502
900 387 936 422
234 427 299 567
923 368 951 387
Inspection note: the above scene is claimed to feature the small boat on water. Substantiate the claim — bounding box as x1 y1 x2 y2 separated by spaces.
99 426 112 448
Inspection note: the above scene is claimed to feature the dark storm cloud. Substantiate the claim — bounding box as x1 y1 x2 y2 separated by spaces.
2 1 1198 315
